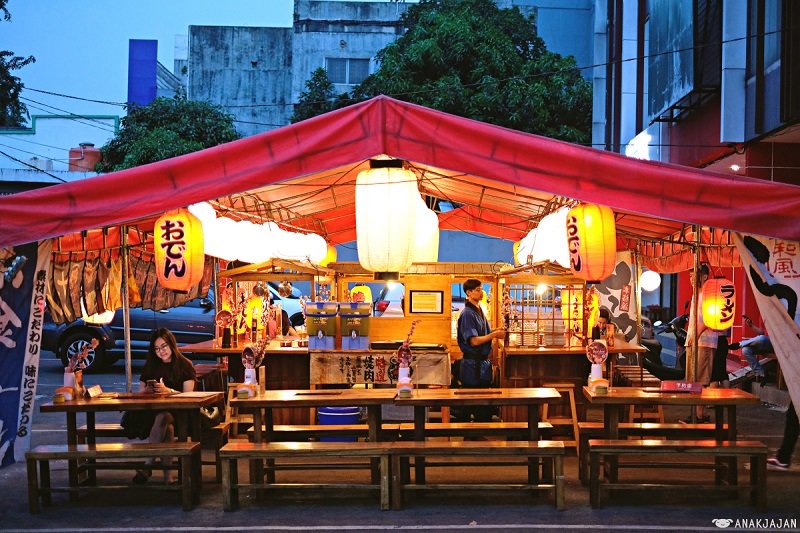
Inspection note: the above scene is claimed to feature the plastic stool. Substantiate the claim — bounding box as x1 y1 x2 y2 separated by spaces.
541 382 579 455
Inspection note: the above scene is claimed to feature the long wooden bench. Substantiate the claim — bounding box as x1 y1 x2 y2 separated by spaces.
588 439 768 511
577 421 726 484
245 423 402 442
77 421 231 484
25 442 201 513
396 421 554 440
389 440 565 511
219 441 392 511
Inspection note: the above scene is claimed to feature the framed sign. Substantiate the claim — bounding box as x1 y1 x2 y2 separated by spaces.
409 290 444 314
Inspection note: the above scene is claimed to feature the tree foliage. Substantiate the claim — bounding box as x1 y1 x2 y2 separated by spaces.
290 68 350 123
0 1 36 128
97 96 240 172
298 0 591 144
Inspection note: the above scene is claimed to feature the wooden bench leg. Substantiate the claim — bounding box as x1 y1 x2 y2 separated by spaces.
380 454 390 511
26 458 40 514
180 455 192 511
554 454 565 511
390 454 402 511
39 459 52 507
222 457 234 511
589 451 601 509
753 453 767 512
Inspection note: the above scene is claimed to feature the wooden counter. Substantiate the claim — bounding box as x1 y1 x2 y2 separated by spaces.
500 339 646 421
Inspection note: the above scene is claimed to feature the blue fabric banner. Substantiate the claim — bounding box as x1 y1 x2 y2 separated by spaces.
0 240 51 467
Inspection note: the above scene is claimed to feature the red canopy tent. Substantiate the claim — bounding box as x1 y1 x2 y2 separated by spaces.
0 95 799 269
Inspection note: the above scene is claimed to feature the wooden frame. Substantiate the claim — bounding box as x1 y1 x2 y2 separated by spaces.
409 290 444 314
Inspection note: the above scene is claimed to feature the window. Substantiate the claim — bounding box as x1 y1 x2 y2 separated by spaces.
325 58 370 85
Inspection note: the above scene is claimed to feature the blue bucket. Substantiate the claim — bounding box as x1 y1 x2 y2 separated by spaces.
318 406 361 442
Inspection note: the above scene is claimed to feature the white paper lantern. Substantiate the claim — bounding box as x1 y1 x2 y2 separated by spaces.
356 162 418 274
305 233 329 264
206 217 239 261
640 270 661 292
412 203 439 263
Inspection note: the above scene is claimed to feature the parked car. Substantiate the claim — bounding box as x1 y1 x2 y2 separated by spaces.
43 283 305 373
373 283 405 317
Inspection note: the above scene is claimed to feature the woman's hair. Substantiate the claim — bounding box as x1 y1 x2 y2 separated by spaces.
142 328 190 384
598 308 611 322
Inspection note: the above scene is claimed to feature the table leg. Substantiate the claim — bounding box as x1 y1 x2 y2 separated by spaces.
527 404 541 485
186 410 203 492
368 404 382 484
85 412 96 486
726 406 738 486
67 412 79 502
605 405 620 483
413 406 426 484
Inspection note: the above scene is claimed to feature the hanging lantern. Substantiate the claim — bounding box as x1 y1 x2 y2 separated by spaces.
701 277 736 330
412 203 439 263
154 208 204 292
319 245 337 267
356 160 418 277
640 270 661 292
566 203 616 282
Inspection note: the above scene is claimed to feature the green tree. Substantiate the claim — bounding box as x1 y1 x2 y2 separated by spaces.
97 96 240 172
312 0 590 143
0 1 36 128
290 68 350 123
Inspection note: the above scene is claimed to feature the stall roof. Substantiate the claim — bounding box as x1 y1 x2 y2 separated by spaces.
1 95 799 270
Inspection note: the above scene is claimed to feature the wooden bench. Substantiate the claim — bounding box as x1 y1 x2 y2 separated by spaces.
389 440 565 511
219 441 392 511
588 439 768 511
78 421 231 484
245 423 402 442
577 422 726 484
25 442 201 513
396 421 554 440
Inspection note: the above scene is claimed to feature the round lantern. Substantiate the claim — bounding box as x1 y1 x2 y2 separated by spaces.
319 245 337 267
566 203 616 282
701 277 736 330
640 270 661 292
154 208 204 292
412 203 439 263
356 160 418 276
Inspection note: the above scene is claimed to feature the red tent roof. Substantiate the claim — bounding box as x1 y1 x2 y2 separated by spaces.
1 95 798 267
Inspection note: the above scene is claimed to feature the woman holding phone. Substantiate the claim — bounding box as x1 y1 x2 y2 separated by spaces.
128 328 196 484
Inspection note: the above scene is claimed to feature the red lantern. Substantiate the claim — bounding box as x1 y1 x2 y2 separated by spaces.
701 278 736 330
154 208 204 291
566 203 616 282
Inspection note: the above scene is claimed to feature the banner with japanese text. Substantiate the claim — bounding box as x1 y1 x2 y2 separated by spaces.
734 234 800 412
596 251 638 341
310 351 450 386
0 240 51 467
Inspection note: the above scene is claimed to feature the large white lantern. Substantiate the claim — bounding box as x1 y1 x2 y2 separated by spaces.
412 202 439 263
356 160 418 277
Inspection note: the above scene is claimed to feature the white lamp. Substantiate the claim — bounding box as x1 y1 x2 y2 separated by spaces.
412 202 439 263
640 270 661 292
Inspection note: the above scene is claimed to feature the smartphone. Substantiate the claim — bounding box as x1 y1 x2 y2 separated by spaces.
146 379 157 389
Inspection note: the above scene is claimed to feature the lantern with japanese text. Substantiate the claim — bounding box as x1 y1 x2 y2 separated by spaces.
701 277 736 330
356 159 418 278
566 203 616 283
154 208 204 292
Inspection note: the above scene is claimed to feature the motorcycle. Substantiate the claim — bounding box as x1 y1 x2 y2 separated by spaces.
640 303 689 381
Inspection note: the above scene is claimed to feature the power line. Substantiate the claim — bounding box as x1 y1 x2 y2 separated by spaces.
25 87 126 107
21 97 117 133
0 149 67 182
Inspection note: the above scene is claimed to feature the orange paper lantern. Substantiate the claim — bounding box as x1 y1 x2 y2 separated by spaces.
566 203 616 282
701 278 736 330
154 208 205 292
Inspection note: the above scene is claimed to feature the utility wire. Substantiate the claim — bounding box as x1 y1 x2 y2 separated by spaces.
0 149 67 182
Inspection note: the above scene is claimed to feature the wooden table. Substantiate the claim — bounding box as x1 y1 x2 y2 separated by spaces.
582 386 760 484
230 388 399 485
40 391 223 493
393 387 561 483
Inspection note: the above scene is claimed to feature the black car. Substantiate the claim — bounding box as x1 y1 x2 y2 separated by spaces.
42 284 305 373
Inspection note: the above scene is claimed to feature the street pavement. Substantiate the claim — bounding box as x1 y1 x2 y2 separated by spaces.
0 355 796 533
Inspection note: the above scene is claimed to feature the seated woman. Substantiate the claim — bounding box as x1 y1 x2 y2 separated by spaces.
131 328 196 484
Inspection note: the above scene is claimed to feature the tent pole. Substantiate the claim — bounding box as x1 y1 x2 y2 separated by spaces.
121 226 132 393
632 251 642 345
688 226 702 419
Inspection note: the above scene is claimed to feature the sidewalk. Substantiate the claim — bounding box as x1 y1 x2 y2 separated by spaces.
0 403 797 532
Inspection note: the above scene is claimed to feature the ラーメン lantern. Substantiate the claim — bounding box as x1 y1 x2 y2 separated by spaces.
154 208 204 292
701 277 736 330
566 203 616 283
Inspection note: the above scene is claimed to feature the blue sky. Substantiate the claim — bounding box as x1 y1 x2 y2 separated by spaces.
3 0 295 119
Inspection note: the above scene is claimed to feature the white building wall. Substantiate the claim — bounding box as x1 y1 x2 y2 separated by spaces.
0 116 117 172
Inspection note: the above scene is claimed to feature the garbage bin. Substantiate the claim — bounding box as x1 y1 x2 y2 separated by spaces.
317 406 361 442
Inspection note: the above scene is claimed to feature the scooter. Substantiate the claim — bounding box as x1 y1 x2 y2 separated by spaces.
640 304 689 381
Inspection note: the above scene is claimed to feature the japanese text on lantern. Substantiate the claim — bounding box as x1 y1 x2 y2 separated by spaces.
159 218 188 280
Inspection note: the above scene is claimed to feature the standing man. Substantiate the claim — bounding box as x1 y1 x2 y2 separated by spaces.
457 279 506 423
684 264 719 424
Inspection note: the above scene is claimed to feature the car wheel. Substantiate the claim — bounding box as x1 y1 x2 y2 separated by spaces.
61 332 106 374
